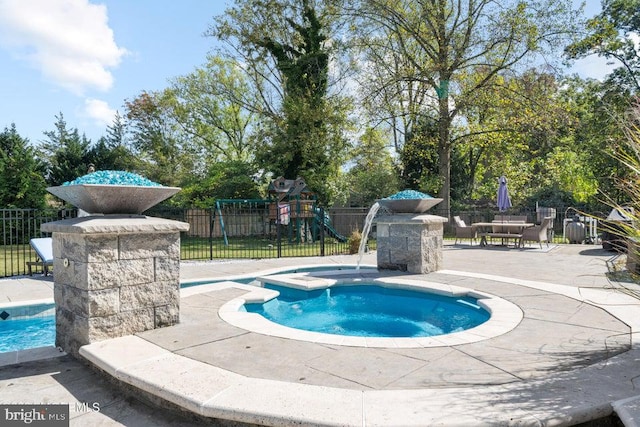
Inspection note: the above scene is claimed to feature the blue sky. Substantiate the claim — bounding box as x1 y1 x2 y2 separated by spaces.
0 0 609 146
0 0 228 144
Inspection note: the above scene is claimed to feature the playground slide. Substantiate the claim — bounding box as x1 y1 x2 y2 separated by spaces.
324 220 347 242
315 209 347 242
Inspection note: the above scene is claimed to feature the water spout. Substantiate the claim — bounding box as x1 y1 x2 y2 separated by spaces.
356 202 381 270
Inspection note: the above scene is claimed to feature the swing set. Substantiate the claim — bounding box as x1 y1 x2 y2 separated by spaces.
213 177 346 246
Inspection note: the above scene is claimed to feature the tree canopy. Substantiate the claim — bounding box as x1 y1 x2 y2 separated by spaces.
346 0 581 215
0 125 47 209
39 113 93 186
210 0 352 205
566 0 640 93
3 0 639 215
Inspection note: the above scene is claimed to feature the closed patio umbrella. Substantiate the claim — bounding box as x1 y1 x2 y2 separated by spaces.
497 176 512 212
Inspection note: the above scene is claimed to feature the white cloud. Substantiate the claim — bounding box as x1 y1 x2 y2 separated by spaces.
81 98 116 127
571 55 616 81
0 0 127 94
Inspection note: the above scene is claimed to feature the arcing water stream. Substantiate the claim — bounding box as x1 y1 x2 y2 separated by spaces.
356 202 381 270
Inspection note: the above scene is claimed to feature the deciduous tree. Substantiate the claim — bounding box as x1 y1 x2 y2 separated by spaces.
346 127 400 206
124 91 196 187
347 0 580 215
170 56 255 163
210 0 352 205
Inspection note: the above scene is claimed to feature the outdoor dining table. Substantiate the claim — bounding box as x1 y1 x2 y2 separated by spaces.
472 222 534 248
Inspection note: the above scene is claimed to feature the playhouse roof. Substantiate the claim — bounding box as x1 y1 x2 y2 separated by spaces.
268 177 313 197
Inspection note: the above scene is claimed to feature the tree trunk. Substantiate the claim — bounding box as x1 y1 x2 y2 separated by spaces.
437 94 452 219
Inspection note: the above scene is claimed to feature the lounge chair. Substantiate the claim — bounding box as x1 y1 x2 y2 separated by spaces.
453 216 477 245
27 237 53 276
520 217 553 249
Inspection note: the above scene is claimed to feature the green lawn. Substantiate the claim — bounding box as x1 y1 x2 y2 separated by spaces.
0 244 40 277
0 237 376 278
180 236 366 259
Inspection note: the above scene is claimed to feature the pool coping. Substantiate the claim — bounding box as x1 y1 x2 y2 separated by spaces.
79 268 640 426
0 298 54 309
218 272 524 348
0 345 66 367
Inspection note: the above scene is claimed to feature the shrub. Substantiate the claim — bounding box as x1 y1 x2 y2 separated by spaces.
347 230 362 254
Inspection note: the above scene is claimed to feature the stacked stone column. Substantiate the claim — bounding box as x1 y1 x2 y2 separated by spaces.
376 214 448 274
42 216 189 357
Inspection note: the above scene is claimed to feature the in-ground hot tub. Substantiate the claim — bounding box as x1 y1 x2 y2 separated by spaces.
219 270 523 348
244 284 490 338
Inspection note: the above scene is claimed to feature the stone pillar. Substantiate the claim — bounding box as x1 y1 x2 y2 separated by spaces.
376 214 448 274
42 215 190 357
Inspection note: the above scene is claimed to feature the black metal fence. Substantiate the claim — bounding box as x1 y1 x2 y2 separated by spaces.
0 204 610 278
0 205 371 278
0 208 76 278
146 202 370 261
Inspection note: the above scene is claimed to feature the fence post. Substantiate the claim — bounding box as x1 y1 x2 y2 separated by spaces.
276 204 282 258
209 208 214 260
320 206 325 256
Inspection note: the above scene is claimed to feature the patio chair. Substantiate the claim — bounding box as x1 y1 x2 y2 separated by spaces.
453 216 477 245
27 237 53 276
519 217 553 249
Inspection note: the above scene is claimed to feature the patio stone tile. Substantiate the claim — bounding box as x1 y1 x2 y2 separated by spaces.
490 359 640 425
305 346 430 389
512 293 633 332
457 317 631 379
0 346 63 367
363 386 540 427
137 320 249 352
0 355 202 426
137 290 254 351
177 305 220 324
385 349 520 388
181 288 247 310
175 333 365 388
382 345 455 361
114 353 244 414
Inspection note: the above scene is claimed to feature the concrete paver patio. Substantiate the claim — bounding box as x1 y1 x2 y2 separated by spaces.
1 243 640 425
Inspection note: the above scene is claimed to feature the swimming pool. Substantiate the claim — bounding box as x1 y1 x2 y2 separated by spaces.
245 284 490 337
0 265 377 353
0 302 55 353
0 314 55 353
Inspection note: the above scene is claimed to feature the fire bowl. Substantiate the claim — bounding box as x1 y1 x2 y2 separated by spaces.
47 184 181 215
377 198 443 213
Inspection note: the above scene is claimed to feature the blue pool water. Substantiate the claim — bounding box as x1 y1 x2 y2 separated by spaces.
0 266 376 353
0 315 55 352
245 284 490 337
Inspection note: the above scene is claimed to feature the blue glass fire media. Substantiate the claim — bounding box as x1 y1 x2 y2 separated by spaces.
63 170 161 187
